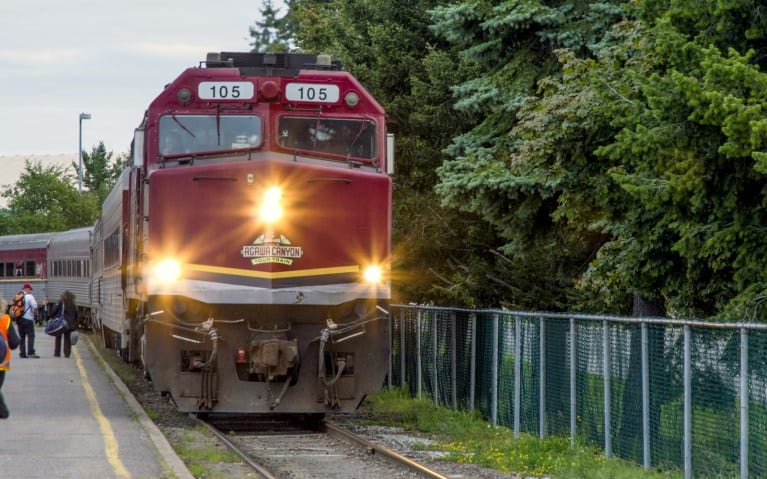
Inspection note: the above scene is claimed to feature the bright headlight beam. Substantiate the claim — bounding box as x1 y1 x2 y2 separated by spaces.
260 186 283 222
363 265 383 284
261 203 283 222
155 259 181 282
264 186 282 203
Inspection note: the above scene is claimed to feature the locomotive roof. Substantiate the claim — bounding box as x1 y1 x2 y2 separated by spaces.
205 51 343 76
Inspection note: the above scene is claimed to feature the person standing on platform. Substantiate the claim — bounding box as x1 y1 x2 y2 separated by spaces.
17 283 38 358
1 298 21 418
48 290 78 358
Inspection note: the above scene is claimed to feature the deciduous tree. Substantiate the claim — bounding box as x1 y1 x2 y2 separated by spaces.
0 160 97 234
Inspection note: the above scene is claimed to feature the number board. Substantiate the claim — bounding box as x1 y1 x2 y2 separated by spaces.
285 83 340 103
198 81 255 100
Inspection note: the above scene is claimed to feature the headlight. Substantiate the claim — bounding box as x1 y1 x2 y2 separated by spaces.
363 265 383 284
154 259 181 282
260 186 283 223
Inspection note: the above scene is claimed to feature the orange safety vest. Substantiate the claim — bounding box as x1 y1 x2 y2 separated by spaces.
0 313 11 370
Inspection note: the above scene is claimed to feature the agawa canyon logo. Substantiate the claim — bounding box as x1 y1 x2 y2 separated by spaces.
241 232 304 265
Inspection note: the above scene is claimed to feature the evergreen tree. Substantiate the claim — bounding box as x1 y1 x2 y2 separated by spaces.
249 0 293 53
433 0 767 319
432 0 626 311
78 141 128 206
591 0 767 319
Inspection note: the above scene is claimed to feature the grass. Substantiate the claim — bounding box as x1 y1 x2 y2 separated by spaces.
173 427 241 478
362 388 682 479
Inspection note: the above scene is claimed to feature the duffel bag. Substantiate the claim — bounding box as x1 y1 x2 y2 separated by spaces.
45 316 68 336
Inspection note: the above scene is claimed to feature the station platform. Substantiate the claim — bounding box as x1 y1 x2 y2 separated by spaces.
0 328 193 479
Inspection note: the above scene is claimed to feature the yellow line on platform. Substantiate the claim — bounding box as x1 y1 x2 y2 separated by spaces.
74 346 131 479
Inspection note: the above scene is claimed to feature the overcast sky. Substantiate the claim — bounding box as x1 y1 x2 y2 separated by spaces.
0 1 274 156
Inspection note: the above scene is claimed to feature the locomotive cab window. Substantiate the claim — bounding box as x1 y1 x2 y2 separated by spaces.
159 114 262 156
277 117 376 160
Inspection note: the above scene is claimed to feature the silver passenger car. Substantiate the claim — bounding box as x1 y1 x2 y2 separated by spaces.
46 226 94 328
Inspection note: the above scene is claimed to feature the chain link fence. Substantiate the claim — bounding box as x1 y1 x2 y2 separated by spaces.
387 305 767 478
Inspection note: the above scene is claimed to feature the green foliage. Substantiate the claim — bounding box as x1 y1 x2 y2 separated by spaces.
249 0 293 53
428 0 767 319
1 143 125 234
174 429 241 479
0 160 98 234
79 141 128 206
582 3 767 319
432 1 627 311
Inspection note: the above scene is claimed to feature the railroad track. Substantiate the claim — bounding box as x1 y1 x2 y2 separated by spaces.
195 414 450 479
322 421 450 479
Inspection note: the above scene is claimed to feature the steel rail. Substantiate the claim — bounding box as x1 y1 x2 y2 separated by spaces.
193 414 278 479
323 420 450 479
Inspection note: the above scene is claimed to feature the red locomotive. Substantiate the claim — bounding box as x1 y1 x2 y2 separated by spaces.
92 52 393 414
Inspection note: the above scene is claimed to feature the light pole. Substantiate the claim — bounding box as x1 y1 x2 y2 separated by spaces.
78 112 91 192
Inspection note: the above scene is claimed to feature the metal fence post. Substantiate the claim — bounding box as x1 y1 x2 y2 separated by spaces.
451 312 457 410
470 313 476 412
492 313 499 428
740 327 749 479
416 310 422 398
642 321 650 469
433 311 439 403
684 324 692 479
514 315 521 438
400 311 406 389
603 319 611 458
540 316 546 439
570 317 576 446
388 311 392 389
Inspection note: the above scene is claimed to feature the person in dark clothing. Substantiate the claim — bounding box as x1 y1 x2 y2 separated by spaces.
1 297 21 418
48 290 78 358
